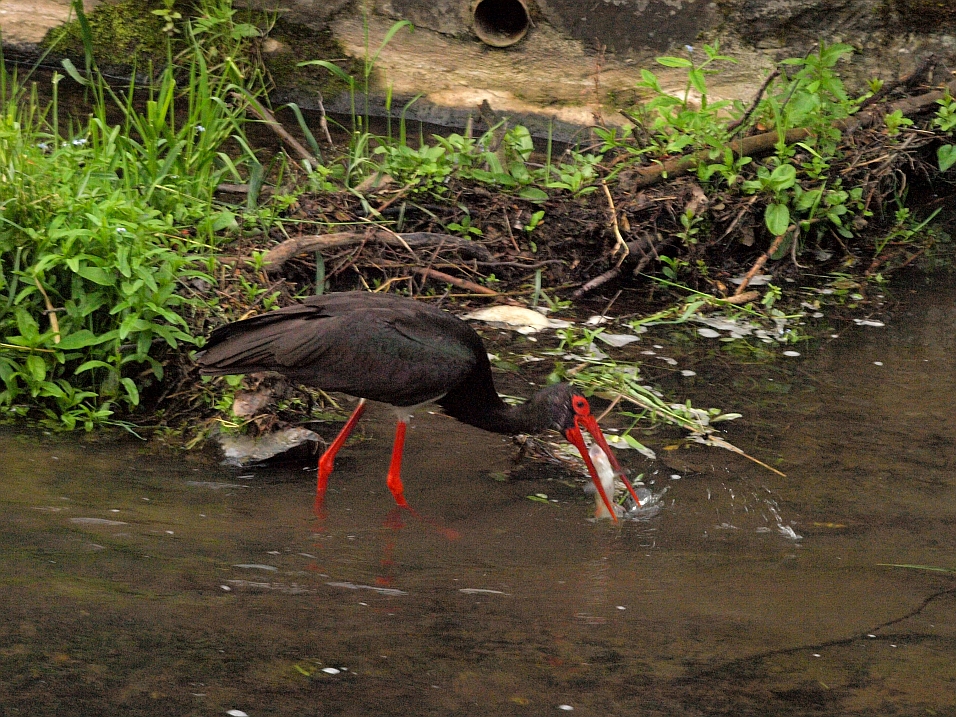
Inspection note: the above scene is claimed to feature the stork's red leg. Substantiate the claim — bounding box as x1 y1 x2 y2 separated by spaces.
315 399 367 515
385 420 410 507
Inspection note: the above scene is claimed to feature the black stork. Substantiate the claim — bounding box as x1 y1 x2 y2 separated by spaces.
197 291 642 521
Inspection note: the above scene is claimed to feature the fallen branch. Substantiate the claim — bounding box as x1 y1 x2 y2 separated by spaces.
263 231 493 272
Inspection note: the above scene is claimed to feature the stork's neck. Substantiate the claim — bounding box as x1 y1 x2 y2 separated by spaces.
439 381 574 436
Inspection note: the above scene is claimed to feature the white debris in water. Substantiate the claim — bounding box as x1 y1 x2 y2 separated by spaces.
670 474 681 480
226 580 313 595
326 581 408 596
227 711 249 716
322 668 341 675
218 427 321 467
874 361 884 366
730 274 772 285
783 350 801 357
221 585 232 591
657 356 678 365
185 481 248 490
640 349 656 355
681 370 697 377
616 605 626 610
459 588 510 595
585 315 609 325
697 328 721 338
233 564 278 571
598 333 641 347
558 705 574 711
462 305 551 333
70 517 128 526
854 319 885 327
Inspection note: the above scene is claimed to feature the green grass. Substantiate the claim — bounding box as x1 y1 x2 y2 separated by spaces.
0 3 261 430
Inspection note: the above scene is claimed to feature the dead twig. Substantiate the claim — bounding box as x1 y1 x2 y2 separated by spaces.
727 69 780 136
34 277 60 344
601 179 628 263
415 268 498 295
734 229 792 296
232 90 316 165
315 92 334 147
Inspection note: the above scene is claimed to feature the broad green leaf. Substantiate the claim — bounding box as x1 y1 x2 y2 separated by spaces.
765 203 791 236
77 266 116 286
26 354 47 382
211 210 238 232
75 360 113 374
120 378 140 406
656 56 693 68
518 187 549 202
56 330 106 350
937 144 956 172
768 163 797 191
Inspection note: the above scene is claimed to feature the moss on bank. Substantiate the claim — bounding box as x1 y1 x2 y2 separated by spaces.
43 0 170 65
42 1 355 107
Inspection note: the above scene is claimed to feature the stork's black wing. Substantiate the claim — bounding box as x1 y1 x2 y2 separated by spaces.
197 292 487 406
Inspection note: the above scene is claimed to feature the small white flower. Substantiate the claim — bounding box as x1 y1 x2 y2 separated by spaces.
72 138 87 146
196 124 206 133
685 44 694 53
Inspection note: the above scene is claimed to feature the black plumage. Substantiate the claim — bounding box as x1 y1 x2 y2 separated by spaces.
197 292 639 519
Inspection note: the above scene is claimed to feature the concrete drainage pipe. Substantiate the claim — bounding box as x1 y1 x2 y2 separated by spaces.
471 0 531 47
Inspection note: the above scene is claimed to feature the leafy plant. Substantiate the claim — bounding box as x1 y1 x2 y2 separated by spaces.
883 109 913 137
446 211 483 238
0 3 261 429
633 43 741 160
934 91 956 172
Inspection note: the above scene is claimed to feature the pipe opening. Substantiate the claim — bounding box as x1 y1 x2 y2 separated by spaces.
472 0 530 48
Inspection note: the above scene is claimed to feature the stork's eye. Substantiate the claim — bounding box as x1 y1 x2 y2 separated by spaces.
571 395 590 415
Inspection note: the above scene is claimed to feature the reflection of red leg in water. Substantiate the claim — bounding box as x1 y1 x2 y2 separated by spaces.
376 505 461 587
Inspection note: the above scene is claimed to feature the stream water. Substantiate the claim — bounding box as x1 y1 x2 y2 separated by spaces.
1 271 954 716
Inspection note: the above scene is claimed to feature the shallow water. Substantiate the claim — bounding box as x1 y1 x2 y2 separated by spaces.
2 274 955 716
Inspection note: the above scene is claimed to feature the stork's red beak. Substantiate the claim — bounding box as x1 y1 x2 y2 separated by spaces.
563 397 643 522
